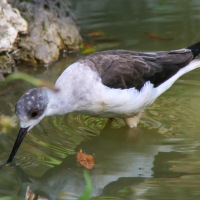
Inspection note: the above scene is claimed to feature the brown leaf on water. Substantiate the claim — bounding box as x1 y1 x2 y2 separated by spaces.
88 31 105 38
77 149 95 170
145 32 173 41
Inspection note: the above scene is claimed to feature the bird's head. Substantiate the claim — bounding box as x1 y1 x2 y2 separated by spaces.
6 88 49 163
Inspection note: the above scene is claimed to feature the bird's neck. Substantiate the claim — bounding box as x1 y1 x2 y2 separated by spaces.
45 88 75 116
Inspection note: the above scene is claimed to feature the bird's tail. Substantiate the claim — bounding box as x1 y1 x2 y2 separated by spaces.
187 42 200 58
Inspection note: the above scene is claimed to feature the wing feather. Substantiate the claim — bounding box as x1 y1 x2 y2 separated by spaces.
79 49 193 90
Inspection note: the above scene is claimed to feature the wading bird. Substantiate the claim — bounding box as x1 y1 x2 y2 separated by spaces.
6 42 200 163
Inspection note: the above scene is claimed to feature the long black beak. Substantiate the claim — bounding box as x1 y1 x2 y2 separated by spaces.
6 127 29 164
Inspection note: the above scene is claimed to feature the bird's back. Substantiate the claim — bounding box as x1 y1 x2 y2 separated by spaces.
79 49 193 90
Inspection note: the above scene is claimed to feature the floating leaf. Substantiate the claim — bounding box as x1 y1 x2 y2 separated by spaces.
145 32 173 41
77 149 95 170
6 72 59 92
88 30 105 38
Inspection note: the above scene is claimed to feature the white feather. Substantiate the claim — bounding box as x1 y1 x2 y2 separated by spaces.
46 59 200 119
155 59 200 98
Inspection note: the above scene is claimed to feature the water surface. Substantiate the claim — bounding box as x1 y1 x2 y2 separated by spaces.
1 0 200 199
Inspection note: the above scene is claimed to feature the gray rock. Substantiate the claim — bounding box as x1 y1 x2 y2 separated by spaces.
0 0 27 53
0 53 16 79
7 0 81 64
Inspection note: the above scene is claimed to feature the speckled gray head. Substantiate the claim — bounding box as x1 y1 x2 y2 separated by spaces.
7 87 49 164
16 87 49 124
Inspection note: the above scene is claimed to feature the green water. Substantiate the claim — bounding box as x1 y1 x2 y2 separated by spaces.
1 0 200 199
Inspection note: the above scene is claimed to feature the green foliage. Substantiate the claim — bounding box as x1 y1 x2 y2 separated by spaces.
6 72 58 91
78 170 92 200
0 196 23 200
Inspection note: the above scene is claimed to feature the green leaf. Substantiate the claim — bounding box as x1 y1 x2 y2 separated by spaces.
78 170 92 200
0 196 23 200
6 72 58 92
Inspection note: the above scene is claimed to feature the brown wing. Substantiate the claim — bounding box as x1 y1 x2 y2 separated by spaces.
79 49 193 90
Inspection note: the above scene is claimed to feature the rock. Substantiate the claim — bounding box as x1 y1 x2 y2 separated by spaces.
9 0 82 64
0 53 16 79
0 0 27 52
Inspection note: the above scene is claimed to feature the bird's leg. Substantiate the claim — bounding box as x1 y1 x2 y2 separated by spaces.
124 112 142 128
100 118 115 136
104 117 114 128
124 113 142 141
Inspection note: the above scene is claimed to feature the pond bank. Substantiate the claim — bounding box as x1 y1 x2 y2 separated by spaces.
0 0 82 77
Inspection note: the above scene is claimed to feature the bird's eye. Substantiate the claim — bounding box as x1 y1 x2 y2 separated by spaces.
29 110 39 118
